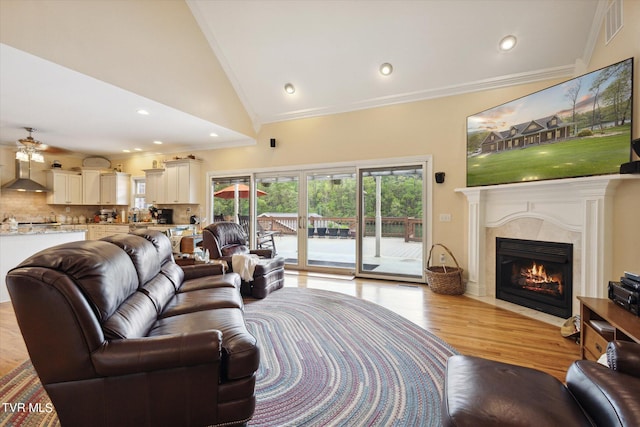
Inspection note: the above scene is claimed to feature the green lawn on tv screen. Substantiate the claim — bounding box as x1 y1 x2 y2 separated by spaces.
466 129 630 187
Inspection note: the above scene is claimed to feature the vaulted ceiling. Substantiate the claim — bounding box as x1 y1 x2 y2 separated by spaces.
0 0 605 157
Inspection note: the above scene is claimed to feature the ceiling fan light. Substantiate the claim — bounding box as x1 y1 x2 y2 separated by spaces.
499 35 517 51
379 63 393 76
284 83 295 94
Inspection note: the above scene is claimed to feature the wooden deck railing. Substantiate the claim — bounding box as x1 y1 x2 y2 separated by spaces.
258 215 423 242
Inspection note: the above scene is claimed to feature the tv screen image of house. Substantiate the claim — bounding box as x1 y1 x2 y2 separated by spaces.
466 57 633 187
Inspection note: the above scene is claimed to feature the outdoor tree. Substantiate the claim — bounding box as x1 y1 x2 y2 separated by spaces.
565 79 582 135
601 61 632 126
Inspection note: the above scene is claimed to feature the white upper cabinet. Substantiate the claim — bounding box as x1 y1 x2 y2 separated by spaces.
163 159 201 204
100 172 130 205
46 170 82 205
143 168 165 205
82 168 103 205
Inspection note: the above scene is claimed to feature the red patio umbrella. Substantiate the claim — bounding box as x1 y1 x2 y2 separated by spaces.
213 184 267 199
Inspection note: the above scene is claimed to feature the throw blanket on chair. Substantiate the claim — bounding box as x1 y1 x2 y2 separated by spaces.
232 254 260 281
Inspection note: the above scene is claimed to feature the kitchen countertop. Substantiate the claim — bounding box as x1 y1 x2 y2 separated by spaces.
0 222 196 235
0 228 87 236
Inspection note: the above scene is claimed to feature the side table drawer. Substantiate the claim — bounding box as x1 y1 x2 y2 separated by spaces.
583 323 609 361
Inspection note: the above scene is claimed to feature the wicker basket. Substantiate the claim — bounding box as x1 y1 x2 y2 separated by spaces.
425 244 465 295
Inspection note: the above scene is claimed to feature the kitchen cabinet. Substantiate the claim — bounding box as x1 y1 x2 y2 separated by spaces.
46 170 82 205
144 168 165 204
164 159 201 204
100 172 130 205
87 224 129 240
82 168 103 205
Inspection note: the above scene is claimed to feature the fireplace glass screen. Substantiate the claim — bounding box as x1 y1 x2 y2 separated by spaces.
496 238 573 318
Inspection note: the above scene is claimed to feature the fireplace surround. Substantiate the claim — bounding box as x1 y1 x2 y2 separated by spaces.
457 174 638 318
496 237 573 318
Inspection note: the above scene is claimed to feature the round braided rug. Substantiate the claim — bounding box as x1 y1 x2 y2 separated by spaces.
244 287 458 426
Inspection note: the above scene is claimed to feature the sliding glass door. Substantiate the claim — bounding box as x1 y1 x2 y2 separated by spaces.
357 165 425 279
305 169 356 271
255 173 300 264
209 158 430 281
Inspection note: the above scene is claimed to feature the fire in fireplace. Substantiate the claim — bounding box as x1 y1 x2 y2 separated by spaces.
496 238 573 318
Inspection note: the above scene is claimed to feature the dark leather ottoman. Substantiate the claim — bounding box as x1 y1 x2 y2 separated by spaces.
442 355 592 427
240 256 285 299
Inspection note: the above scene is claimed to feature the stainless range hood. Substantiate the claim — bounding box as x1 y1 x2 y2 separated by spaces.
1 159 50 192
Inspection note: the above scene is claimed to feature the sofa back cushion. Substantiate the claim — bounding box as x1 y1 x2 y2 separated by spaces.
102 291 158 339
130 229 175 265
161 262 186 292
130 229 185 290
103 231 181 316
101 234 161 285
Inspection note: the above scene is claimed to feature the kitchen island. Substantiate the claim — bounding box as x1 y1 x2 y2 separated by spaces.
0 229 86 302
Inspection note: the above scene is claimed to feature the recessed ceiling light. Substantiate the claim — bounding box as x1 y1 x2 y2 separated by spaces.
134 148 142 151
210 132 219 137
137 109 150 115
379 63 393 76
284 83 295 94
153 140 163 145
499 35 517 51
122 149 131 153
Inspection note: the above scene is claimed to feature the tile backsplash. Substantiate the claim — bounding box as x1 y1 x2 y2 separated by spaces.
1 191 96 223
0 191 200 225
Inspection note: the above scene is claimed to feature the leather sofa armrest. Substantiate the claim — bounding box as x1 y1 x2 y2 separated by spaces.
607 341 640 377
181 263 224 280
92 330 222 376
250 249 273 258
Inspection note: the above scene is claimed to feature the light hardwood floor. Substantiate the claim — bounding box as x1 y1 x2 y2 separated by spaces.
0 272 580 381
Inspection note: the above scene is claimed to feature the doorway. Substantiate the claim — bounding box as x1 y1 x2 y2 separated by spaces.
255 173 300 265
208 158 430 282
357 165 425 280
305 169 357 271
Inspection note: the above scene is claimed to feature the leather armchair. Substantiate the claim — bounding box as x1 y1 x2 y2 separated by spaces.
203 221 273 262
202 222 285 298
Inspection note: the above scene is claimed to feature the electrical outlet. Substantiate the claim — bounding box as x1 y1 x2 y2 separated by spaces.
186 207 192 213
439 253 446 263
65 207 70 213
439 213 451 222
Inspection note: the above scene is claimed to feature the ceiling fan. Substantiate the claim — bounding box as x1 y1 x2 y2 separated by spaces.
16 127 69 162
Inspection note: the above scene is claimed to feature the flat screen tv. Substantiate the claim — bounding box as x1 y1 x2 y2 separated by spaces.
466 58 633 187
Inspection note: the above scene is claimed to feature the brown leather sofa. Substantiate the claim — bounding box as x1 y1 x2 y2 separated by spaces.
202 222 285 299
6 229 259 427
442 340 640 426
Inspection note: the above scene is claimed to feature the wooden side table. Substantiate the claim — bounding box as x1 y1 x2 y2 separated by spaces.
578 296 640 361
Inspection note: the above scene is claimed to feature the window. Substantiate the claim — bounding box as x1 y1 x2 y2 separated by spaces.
133 177 147 209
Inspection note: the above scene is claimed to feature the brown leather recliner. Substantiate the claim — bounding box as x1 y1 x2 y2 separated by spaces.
442 340 640 426
202 222 285 299
6 229 259 427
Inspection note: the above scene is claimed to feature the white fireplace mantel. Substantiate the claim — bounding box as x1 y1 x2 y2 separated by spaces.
456 174 639 305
